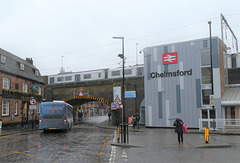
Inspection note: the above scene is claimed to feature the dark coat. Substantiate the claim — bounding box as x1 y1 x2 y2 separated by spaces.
173 119 184 133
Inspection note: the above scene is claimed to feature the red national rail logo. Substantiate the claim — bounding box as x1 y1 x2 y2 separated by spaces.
162 52 178 65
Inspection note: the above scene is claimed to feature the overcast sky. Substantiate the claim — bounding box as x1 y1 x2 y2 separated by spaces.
0 0 240 75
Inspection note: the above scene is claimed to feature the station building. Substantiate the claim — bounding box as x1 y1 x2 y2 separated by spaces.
143 37 230 129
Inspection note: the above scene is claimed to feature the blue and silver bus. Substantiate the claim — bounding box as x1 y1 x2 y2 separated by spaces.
39 101 73 132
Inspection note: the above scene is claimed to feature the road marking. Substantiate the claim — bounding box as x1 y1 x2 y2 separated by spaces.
109 130 117 163
121 149 128 162
6 151 51 162
0 133 23 138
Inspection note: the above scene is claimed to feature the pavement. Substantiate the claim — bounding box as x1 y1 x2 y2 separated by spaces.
0 123 38 137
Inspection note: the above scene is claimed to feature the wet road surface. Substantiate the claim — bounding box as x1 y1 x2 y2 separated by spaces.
0 116 114 163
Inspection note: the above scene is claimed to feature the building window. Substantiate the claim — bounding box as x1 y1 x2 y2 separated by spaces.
137 67 143 76
2 101 10 116
15 84 19 90
125 69 132 75
201 67 212 84
65 76 72 81
200 49 210 66
35 70 39 76
112 71 120 77
202 89 212 105
22 83 28 93
3 77 10 89
38 86 42 95
57 77 63 82
203 40 208 48
98 73 101 78
15 101 18 116
202 110 208 119
50 77 54 84
84 74 91 79
20 63 24 70
75 74 80 82
1 55 6 64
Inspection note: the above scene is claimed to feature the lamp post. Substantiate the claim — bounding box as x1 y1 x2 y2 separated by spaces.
113 36 127 143
208 21 215 130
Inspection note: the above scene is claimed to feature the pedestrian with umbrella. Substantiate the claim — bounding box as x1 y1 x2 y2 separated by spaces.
173 118 184 144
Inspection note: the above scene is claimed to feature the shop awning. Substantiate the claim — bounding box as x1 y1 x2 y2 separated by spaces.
221 86 240 106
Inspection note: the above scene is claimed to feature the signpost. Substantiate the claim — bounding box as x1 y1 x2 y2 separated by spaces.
29 98 37 129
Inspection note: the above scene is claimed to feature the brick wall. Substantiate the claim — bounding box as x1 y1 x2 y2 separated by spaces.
0 73 44 125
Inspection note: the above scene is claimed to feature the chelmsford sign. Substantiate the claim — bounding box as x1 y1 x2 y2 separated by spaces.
150 69 192 78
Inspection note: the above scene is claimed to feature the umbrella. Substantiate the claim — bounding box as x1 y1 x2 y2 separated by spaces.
168 115 181 120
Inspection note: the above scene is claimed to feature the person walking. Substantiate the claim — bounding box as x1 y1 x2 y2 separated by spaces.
108 112 111 122
173 118 184 144
136 112 140 129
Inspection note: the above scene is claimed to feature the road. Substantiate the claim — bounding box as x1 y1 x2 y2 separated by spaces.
0 115 114 163
2 116 240 163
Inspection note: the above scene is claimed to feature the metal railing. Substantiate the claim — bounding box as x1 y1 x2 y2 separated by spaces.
199 118 240 132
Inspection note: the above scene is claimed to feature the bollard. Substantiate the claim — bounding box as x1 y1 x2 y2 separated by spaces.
117 126 120 143
205 127 209 144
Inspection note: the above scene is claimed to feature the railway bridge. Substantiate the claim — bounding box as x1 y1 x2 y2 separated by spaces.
44 76 144 125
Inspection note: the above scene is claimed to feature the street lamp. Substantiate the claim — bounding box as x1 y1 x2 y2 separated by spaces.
208 21 215 130
113 36 128 143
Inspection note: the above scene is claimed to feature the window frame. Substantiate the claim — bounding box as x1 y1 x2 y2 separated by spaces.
83 74 91 79
3 77 10 89
2 101 10 116
20 63 25 70
22 83 28 93
1 55 6 64
111 71 120 77
38 86 42 95
15 101 18 116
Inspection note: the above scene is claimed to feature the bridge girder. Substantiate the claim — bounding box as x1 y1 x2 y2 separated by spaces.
64 96 110 106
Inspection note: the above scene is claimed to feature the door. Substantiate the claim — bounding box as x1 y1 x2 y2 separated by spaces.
201 109 216 130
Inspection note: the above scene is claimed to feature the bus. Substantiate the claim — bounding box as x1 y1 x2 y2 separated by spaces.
39 101 73 132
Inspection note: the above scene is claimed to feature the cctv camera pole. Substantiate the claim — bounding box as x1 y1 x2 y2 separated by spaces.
113 36 128 143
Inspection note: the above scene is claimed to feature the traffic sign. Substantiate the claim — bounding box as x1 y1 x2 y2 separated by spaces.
111 103 117 110
29 98 37 105
29 105 37 110
210 95 214 105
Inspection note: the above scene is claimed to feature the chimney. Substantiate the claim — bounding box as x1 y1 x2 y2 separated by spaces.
26 58 33 65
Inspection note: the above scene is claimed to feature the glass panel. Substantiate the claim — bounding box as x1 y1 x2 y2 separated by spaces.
210 121 216 129
125 70 132 75
210 109 215 119
202 110 208 119
201 67 212 84
202 89 212 105
137 67 143 76
50 77 54 84
57 77 63 82
75 75 80 81
112 71 120 76
65 76 72 81
203 40 208 48
202 121 208 128
200 48 210 66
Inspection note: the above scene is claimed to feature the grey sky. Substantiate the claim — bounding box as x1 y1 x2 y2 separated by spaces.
0 0 239 75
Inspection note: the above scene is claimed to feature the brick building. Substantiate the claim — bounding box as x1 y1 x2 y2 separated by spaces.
0 48 45 126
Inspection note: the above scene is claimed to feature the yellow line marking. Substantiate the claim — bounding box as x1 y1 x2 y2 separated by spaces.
7 151 51 162
0 132 24 138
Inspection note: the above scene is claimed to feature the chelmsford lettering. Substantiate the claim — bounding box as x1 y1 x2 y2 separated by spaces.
150 69 192 78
